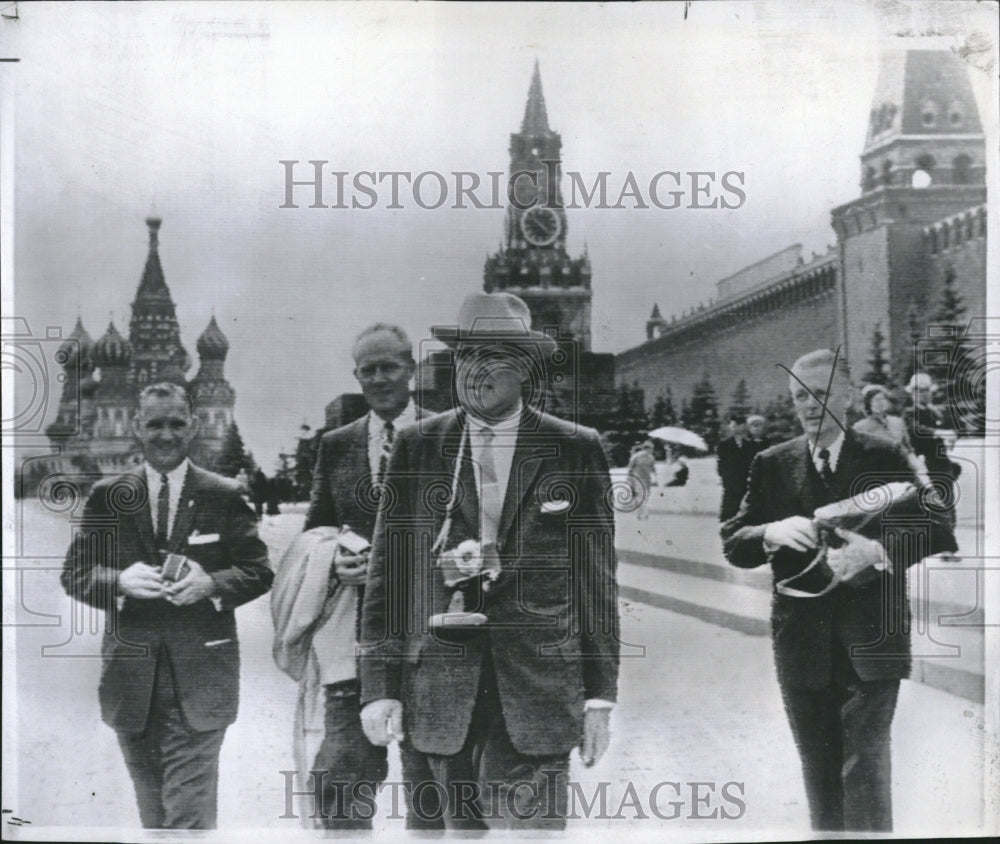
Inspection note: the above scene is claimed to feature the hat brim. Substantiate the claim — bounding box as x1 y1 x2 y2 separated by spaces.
431 325 558 354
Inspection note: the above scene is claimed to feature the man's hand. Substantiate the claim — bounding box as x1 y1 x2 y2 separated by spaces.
360 699 404 746
118 562 166 599
763 516 818 552
165 557 216 606
581 708 611 767
333 549 370 587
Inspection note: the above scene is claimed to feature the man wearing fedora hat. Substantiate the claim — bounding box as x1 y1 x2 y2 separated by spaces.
358 291 619 830
721 350 956 832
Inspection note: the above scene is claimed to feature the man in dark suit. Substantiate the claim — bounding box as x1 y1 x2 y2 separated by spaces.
359 292 620 830
721 350 956 832
303 323 440 829
717 413 767 521
62 382 273 829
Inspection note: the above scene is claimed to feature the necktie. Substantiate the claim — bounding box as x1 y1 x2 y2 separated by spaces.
377 420 395 486
818 448 835 486
156 473 170 547
477 428 502 563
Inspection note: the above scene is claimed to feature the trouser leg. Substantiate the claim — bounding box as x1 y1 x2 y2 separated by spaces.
838 669 899 831
779 680 844 830
313 679 388 830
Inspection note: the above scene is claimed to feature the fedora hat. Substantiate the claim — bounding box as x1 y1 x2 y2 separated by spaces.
905 372 934 393
432 292 557 353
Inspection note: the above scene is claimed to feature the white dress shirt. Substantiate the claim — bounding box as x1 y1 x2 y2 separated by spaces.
808 431 845 475
145 459 190 542
366 400 417 478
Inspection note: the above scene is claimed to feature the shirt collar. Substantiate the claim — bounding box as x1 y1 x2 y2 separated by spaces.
467 402 523 435
368 399 416 435
808 431 845 471
145 458 189 487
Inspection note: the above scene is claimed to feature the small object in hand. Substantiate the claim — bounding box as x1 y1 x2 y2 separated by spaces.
338 527 371 555
161 553 191 582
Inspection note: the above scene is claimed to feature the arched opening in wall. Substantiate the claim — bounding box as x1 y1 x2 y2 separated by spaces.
881 159 893 187
863 167 876 191
921 101 937 127
912 154 935 188
953 154 972 185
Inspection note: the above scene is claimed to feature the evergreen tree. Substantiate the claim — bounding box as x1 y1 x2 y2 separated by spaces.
650 394 669 428
899 303 925 384
763 393 800 444
863 322 893 386
687 373 721 452
662 386 677 426
728 378 752 419
928 270 983 434
606 383 650 466
215 421 253 478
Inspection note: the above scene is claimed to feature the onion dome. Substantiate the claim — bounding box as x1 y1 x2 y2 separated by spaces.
58 316 93 369
93 321 132 368
196 315 229 360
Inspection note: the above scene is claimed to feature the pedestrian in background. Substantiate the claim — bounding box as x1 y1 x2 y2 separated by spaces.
628 439 657 519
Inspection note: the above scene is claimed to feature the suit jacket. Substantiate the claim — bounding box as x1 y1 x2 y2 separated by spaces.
359 407 620 756
62 464 273 734
304 407 432 538
717 436 767 520
720 430 956 689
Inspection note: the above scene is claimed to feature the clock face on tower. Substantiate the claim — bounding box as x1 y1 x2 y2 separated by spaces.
520 205 561 247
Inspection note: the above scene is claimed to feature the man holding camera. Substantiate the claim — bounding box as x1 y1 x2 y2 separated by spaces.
359 292 620 830
721 350 956 832
62 382 273 829
302 323 440 829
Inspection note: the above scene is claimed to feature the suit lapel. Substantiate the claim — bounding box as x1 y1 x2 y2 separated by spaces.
791 438 828 515
168 465 198 553
497 408 546 547
132 468 160 562
447 413 479 537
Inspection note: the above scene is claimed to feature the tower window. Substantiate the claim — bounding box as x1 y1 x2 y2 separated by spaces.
921 100 937 127
881 159 893 186
863 167 876 191
949 102 963 126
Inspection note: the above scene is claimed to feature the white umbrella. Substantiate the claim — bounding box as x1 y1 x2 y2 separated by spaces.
648 426 709 452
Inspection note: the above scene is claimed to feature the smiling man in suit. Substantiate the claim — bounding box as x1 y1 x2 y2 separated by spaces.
721 349 956 832
303 323 441 830
359 292 620 830
61 382 273 829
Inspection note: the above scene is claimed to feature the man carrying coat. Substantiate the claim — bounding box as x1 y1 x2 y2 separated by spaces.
721 350 956 832
359 292 620 830
62 382 273 829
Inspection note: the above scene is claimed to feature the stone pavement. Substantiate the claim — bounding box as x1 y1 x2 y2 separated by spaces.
613 450 989 703
7 499 992 839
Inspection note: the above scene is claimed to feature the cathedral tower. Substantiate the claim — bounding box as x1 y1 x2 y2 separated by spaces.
831 50 986 380
129 217 191 387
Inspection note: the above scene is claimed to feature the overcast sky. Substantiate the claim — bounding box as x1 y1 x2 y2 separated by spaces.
4 1 997 469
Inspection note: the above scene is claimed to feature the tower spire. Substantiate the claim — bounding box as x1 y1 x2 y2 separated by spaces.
521 59 550 134
136 216 170 300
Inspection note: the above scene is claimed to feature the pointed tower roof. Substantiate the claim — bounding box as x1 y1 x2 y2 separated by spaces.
197 314 230 360
93 321 132 367
59 316 94 367
135 217 172 302
864 50 983 153
521 59 550 134
649 303 663 320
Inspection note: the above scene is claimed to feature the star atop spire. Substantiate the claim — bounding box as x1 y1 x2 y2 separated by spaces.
521 59 550 134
